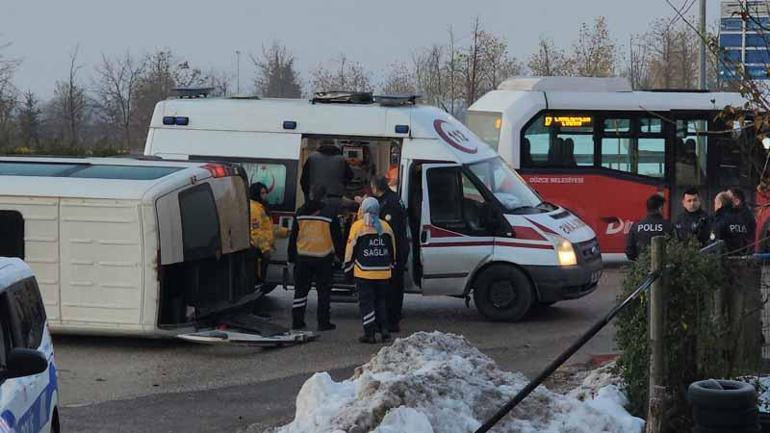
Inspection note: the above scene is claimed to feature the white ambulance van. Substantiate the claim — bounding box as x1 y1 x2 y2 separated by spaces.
0 157 261 337
144 92 603 321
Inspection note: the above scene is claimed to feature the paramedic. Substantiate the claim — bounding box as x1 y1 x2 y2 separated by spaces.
344 197 396 344
288 185 343 331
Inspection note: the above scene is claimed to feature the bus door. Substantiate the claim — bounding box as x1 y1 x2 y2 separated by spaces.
417 163 495 296
670 115 710 219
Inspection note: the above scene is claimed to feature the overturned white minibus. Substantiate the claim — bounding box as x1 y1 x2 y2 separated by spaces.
0 157 260 336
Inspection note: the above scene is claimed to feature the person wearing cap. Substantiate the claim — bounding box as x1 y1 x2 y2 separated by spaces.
300 141 353 208
287 185 343 331
344 197 396 344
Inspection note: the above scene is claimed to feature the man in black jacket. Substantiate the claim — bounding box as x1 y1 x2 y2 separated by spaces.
626 194 674 261
287 185 344 331
709 191 751 255
370 176 408 333
300 141 353 203
729 187 756 246
674 188 710 246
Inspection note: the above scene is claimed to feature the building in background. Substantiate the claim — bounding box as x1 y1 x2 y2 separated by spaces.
720 0 770 80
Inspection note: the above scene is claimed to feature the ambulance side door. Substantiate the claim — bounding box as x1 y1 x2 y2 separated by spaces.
419 164 495 296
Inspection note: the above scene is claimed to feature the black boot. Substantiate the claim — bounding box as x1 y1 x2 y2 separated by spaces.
358 334 377 344
318 322 336 331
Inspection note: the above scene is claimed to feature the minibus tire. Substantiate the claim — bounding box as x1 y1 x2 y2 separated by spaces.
472 264 534 322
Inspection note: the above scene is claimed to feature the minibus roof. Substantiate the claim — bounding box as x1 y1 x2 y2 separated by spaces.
0 157 215 200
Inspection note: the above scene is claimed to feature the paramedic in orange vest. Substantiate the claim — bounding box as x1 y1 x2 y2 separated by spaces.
287 185 343 331
344 197 396 344
249 182 289 281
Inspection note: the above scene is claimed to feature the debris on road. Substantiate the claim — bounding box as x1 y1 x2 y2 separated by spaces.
268 331 643 433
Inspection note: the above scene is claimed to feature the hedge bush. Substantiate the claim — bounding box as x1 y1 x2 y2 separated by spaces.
615 238 728 433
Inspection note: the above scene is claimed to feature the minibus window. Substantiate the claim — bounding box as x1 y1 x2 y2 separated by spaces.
0 211 24 259
179 184 222 261
522 113 594 168
466 112 502 151
240 162 288 207
7 278 46 349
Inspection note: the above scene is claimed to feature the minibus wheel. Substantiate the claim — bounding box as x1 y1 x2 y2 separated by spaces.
472 264 534 321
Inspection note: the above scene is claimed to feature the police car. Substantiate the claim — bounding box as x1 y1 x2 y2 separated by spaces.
0 257 59 433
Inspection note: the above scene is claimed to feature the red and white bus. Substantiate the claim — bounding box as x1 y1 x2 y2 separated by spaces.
467 77 766 259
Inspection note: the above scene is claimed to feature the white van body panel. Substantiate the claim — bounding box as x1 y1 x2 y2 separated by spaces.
0 157 249 337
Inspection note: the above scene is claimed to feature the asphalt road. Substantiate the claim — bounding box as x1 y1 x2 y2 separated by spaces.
57 268 624 433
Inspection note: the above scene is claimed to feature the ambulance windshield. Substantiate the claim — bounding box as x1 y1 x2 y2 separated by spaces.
467 157 543 213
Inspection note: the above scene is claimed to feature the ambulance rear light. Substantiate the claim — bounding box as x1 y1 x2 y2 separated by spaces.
162 116 189 126
283 121 297 130
395 125 409 134
203 163 235 178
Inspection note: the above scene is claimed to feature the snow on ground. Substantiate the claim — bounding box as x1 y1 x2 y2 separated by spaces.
268 331 644 433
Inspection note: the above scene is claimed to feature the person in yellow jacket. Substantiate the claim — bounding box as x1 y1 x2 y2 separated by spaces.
344 197 396 344
250 182 289 281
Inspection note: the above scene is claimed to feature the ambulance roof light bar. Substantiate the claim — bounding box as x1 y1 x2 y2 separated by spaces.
172 87 215 99
311 91 374 104
374 94 421 106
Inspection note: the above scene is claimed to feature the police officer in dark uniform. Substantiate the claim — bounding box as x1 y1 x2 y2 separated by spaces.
709 191 751 255
729 187 756 245
370 176 408 333
674 188 710 246
625 194 674 261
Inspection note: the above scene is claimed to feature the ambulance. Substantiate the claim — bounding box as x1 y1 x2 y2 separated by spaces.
144 91 603 321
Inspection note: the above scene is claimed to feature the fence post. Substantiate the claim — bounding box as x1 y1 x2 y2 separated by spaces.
646 236 666 433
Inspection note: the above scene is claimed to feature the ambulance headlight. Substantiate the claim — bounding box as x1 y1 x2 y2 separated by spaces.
546 234 577 266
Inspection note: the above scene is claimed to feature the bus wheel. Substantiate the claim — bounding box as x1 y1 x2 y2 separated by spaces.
472 265 534 322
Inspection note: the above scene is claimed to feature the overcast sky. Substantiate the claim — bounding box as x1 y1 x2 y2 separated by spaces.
2 0 722 98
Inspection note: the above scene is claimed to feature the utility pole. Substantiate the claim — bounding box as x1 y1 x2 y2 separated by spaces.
236 50 241 96
699 0 707 89
646 236 667 433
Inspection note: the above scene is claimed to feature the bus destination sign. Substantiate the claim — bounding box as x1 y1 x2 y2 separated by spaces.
544 115 592 128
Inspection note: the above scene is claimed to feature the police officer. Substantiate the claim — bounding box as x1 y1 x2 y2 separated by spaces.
709 191 751 255
625 194 674 261
300 141 353 209
674 188 710 246
287 185 344 331
729 187 756 244
370 176 408 333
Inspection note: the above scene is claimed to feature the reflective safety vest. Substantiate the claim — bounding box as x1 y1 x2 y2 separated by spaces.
344 219 396 280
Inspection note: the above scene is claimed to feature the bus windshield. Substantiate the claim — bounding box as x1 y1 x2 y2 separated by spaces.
467 157 543 213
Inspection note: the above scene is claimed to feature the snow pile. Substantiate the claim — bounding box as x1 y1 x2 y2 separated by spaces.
271 331 644 433
566 361 621 402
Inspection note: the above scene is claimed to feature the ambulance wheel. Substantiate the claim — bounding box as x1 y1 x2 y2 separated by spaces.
473 265 534 322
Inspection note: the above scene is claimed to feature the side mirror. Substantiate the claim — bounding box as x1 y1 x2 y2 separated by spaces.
2 348 48 380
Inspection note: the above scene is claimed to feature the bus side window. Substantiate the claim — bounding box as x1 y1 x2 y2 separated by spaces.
522 113 594 168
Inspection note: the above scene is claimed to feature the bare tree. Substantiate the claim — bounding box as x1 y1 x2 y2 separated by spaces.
205 68 232 97
252 42 302 98
570 16 618 77
50 45 88 148
528 36 572 76
311 54 372 93
380 62 418 95
93 51 146 150
0 39 19 149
